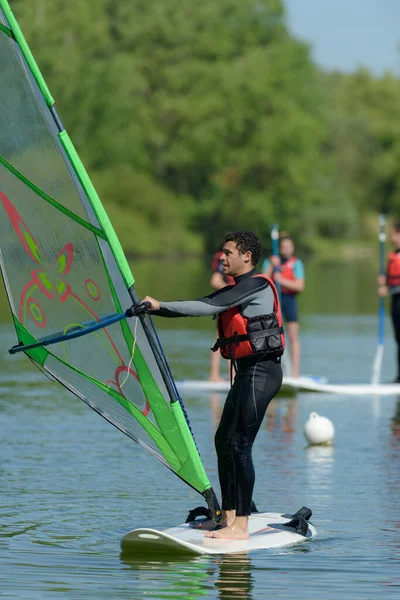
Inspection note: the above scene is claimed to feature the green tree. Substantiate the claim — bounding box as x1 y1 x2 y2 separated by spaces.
327 69 400 218
13 0 400 256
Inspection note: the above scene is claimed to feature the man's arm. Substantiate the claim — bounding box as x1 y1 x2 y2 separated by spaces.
143 276 270 318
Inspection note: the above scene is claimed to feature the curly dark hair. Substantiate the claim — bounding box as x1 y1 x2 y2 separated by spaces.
223 230 262 266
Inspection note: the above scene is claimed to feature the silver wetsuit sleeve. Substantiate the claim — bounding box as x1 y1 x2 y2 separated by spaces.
153 273 271 318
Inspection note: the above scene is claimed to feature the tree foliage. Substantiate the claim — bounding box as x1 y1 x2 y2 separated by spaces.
11 0 400 255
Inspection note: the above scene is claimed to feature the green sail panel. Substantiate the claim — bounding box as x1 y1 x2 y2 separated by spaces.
0 0 212 497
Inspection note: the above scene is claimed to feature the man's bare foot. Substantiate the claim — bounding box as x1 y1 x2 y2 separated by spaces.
208 376 227 382
205 524 249 540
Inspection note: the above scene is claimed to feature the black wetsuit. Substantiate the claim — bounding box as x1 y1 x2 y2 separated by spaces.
155 267 283 516
391 294 400 383
390 289 400 381
387 249 400 381
392 295 400 380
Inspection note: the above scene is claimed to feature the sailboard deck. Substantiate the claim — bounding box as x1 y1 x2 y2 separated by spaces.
120 512 316 556
176 375 327 395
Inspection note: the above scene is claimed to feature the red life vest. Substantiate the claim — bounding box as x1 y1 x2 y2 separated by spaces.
213 274 285 360
387 251 400 288
277 256 298 295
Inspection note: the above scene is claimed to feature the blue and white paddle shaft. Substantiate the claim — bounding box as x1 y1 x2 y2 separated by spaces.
271 224 280 297
271 224 292 376
371 214 386 385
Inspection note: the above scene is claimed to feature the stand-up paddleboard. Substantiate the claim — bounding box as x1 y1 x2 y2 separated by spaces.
121 509 316 556
292 380 400 396
176 375 328 395
177 377 400 396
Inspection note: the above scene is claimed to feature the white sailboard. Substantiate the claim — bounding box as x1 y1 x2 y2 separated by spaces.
121 511 316 556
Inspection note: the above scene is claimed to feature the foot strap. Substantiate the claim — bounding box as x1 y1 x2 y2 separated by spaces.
185 506 212 523
285 506 312 537
185 506 224 530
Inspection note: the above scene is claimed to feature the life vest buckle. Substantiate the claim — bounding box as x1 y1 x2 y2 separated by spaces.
232 331 242 345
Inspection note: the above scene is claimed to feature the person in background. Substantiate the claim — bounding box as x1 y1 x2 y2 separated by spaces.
377 222 400 383
209 250 235 381
262 234 304 378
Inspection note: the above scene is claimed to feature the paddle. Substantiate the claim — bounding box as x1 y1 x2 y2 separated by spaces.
270 224 281 297
371 214 386 385
270 224 292 376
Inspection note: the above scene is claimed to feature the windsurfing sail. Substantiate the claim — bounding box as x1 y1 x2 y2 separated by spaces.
0 0 221 522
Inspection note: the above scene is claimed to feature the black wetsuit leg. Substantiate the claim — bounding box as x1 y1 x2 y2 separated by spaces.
214 355 283 517
391 294 400 380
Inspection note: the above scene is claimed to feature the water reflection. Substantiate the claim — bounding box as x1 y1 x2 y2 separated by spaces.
206 394 299 437
391 396 400 443
209 392 223 428
305 445 335 496
213 554 253 599
120 553 254 600
266 397 298 437
306 445 334 461
383 396 400 556
306 445 335 460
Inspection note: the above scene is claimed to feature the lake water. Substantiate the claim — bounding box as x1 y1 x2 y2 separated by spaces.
1 259 400 599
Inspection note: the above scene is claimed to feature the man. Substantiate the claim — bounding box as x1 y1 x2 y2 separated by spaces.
142 231 284 540
209 249 235 381
378 222 400 382
263 234 304 378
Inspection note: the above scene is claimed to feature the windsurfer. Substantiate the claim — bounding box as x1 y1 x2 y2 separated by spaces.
142 231 284 540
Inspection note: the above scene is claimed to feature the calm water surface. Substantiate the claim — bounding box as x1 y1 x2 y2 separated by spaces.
1 260 400 599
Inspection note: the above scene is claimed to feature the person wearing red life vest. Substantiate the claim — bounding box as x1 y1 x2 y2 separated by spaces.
142 231 284 541
209 250 235 382
262 234 304 378
378 222 400 382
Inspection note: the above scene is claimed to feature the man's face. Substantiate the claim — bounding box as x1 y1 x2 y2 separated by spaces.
220 241 252 276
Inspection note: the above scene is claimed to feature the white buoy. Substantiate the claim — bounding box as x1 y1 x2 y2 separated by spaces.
304 412 335 446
